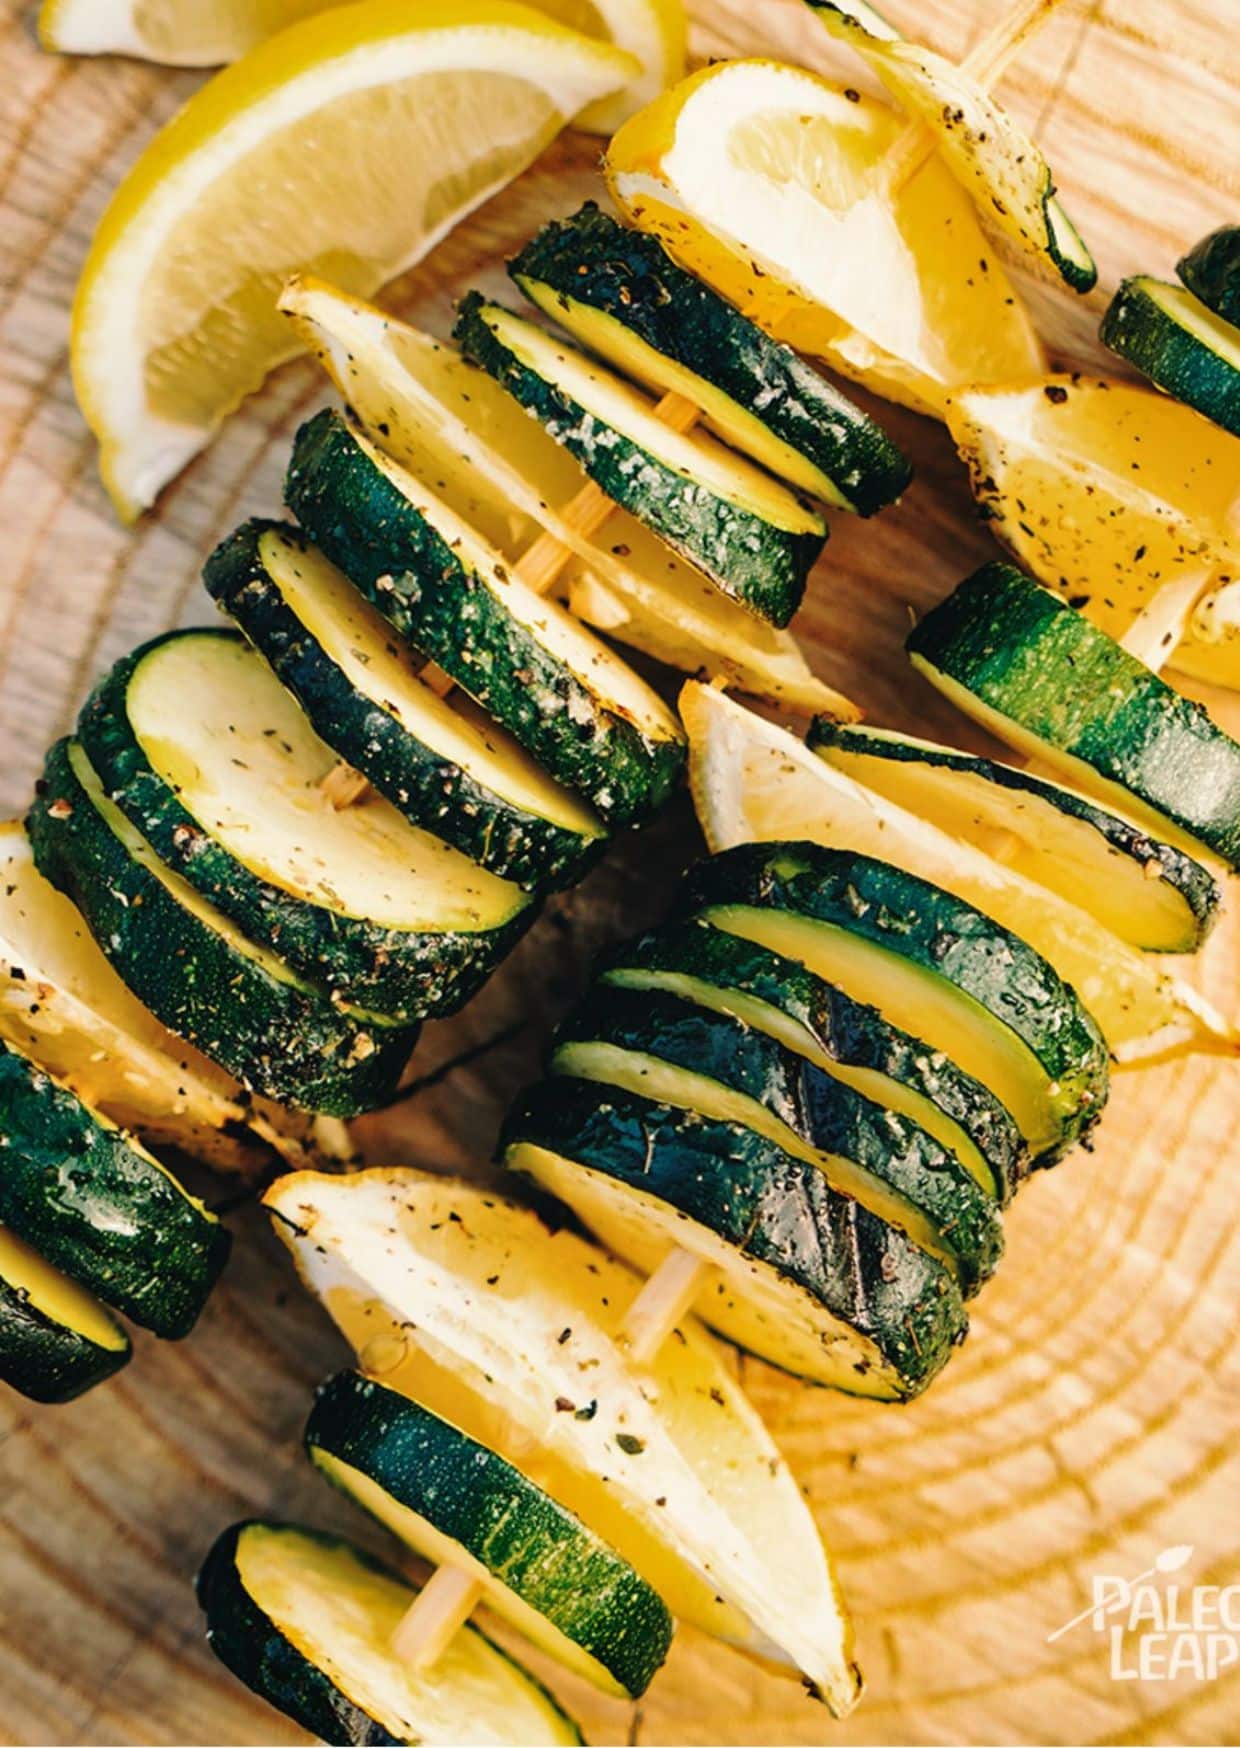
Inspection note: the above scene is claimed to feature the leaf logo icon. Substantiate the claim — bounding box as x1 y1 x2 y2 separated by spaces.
1155 1545 1194 1574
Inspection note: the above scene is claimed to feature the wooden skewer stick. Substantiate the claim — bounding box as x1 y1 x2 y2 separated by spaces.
878 0 1073 195
391 1564 486 1672
321 389 702 800
618 1245 710 1366
1117 567 1216 674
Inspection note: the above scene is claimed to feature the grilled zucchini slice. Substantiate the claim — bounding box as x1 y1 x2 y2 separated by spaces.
683 680 1235 1061
509 203 911 515
29 739 419 1115
0 1035 228 1338
0 1224 130 1403
79 628 534 1022
266 1168 861 1715
1178 227 1240 325
503 1076 966 1395
281 278 841 714
206 522 606 892
0 819 276 1173
677 843 1109 1164
551 984 1002 1293
305 1370 673 1699
1101 276 1240 438
453 292 828 627
196 1521 582 1747
809 721 1220 953
601 919 1026 1200
908 563 1240 871
286 409 685 826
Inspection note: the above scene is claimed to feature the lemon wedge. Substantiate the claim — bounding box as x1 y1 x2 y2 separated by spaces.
804 2 1096 292
40 0 330 62
41 0 681 132
70 1 637 520
522 0 686 131
946 377 1240 688
605 58 1043 417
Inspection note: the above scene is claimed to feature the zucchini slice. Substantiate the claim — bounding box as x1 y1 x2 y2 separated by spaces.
600 919 1026 1200
1178 227 1240 326
79 628 535 1022
809 721 1220 953
805 3 1095 293
453 292 828 628
0 819 272 1174
281 278 841 714
551 984 1002 1293
1101 276 1240 439
196 1521 582 1747
28 739 419 1116
0 1036 228 1338
683 680 1235 1061
265 1168 862 1715
907 563 1240 871
205 521 606 892
0 1224 130 1403
504 1078 966 1396
285 409 685 827
305 1370 673 1699
509 203 911 515
677 843 1109 1164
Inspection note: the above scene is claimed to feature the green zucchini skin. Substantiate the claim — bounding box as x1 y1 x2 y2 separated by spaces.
285 410 684 827
204 521 605 893
502 1076 967 1398
0 1039 228 1339
676 841 1110 1163
0 1256 131 1403
508 202 911 517
28 739 419 1116
305 1370 673 1699
196 1522 406 1747
452 293 825 629
907 562 1240 869
553 985 1003 1294
599 919 1027 1201
196 1521 583 1748
1178 227 1240 325
808 718 1220 949
77 628 535 1024
1100 276 1240 438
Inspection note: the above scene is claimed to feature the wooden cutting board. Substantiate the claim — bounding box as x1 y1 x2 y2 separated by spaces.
1 2 1238 1742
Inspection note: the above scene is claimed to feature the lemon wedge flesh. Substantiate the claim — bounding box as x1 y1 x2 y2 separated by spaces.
804 2 1096 292
605 58 1043 417
70 0 637 520
41 0 681 132
947 377 1240 689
